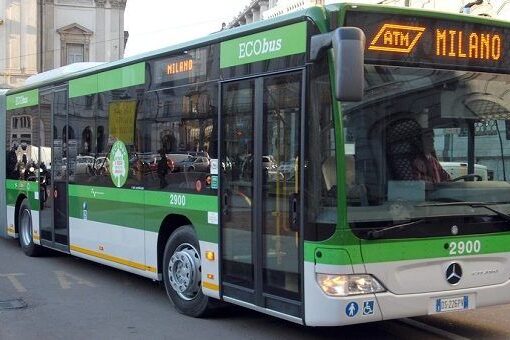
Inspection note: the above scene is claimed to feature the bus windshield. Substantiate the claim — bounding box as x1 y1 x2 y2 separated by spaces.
343 66 510 239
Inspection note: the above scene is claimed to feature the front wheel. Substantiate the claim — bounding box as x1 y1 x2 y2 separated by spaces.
163 225 210 317
18 199 42 257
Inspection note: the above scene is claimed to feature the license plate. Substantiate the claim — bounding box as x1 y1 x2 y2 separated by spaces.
433 296 469 313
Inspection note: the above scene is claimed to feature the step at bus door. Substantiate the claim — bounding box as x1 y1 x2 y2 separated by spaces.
220 71 304 319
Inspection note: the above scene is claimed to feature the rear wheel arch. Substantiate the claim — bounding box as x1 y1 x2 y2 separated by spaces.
18 197 42 256
14 194 28 235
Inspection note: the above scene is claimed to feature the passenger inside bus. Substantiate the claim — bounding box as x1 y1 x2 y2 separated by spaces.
386 118 450 184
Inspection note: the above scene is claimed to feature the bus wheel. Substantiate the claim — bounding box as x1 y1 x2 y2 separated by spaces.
163 225 209 317
18 199 42 257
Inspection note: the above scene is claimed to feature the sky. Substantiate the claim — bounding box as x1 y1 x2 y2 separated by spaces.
124 0 510 57
124 0 246 57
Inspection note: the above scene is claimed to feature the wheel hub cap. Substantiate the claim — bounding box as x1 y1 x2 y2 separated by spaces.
20 210 32 247
168 244 200 300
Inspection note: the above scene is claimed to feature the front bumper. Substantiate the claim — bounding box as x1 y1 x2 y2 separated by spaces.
304 262 510 326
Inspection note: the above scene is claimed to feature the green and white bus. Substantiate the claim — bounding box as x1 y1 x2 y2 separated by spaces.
2 3 510 326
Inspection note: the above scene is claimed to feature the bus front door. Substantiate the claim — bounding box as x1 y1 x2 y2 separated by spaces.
221 71 304 319
39 88 70 251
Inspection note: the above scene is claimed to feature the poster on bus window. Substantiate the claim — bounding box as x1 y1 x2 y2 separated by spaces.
108 100 137 145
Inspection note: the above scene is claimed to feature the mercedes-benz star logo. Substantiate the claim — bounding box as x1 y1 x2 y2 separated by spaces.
446 263 463 285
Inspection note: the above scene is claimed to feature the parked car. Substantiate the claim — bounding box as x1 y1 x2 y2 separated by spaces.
278 159 297 179
148 154 175 173
76 155 95 175
167 153 193 171
241 155 278 179
179 156 210 172
187 151 210 158
439 161 488 181
262 155 277 170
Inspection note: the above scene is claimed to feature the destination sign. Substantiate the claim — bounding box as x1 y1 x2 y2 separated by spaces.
345 11 510 73
153 55 201 85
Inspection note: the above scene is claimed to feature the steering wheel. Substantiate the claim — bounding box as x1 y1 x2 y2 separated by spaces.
450 174 483 182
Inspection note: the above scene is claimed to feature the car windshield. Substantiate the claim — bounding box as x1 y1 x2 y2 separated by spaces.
342 66 510 239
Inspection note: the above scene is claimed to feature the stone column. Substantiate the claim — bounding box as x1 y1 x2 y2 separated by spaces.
95 0 106 61
245 12 253 24
251 7 260 22
109 0 126 60
43 0 54 70
118 0 126 58
259 0 269 15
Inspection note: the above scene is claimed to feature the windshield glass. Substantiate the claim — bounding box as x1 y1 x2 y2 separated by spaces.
343 66 510 239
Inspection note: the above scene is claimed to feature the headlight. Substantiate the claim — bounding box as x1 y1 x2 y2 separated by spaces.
316 274 386 296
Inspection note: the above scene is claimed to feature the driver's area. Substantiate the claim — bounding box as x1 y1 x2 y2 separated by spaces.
342 65 510 240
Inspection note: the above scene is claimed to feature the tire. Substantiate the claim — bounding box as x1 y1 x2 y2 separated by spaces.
163 225 210 317
18 199 42 257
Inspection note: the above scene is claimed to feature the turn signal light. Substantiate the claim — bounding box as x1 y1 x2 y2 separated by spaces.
205 251 215 261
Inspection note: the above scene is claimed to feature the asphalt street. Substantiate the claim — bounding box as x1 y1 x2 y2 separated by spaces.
0 237 509 340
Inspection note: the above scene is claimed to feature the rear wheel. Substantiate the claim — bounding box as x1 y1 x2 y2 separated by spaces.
18 199 42 257
163 225 210 317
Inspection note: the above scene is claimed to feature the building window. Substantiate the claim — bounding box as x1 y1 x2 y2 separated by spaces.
57 23 93 67
67 44 85 64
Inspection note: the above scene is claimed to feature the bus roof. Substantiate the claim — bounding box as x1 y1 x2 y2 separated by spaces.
6 5 328 96
7 2 510 96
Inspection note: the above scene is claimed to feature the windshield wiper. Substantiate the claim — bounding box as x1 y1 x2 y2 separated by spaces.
367 219 425 240
418 201 510 222
367 202 510 240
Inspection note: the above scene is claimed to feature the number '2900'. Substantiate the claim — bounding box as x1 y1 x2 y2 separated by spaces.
169 194 186 207
449 240 481 256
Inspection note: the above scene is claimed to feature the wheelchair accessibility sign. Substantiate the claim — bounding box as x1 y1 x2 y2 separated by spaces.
363 301 375 316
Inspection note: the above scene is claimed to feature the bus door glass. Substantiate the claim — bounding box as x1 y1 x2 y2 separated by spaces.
221 71 303 317
39 88 69 249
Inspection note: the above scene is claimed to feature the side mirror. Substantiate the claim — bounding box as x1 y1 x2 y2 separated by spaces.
310 27 365 102
332 28 365 101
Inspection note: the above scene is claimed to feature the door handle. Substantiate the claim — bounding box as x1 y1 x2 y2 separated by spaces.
288 193 299 232
222 191 230 218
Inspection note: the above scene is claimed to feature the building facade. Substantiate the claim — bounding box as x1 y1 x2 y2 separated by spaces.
229 0 510 27
41 0 128 71
0 0 127 88
0 0 38 88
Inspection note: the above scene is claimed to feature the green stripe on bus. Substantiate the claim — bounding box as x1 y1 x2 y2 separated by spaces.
5 180 40 211
6 189 20 206
68 197 218 242
306 232 510 265
69 62 145 98
5 179 39 193
144 190 217 211
68 185 144 204
68 184 218 242
69 74 98 98
68 184 217 210
220 22 307 68
360 234 510 263
6 89 39 110
98 62 145 93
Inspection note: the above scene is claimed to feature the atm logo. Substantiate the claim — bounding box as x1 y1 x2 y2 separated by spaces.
369 24 426 53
